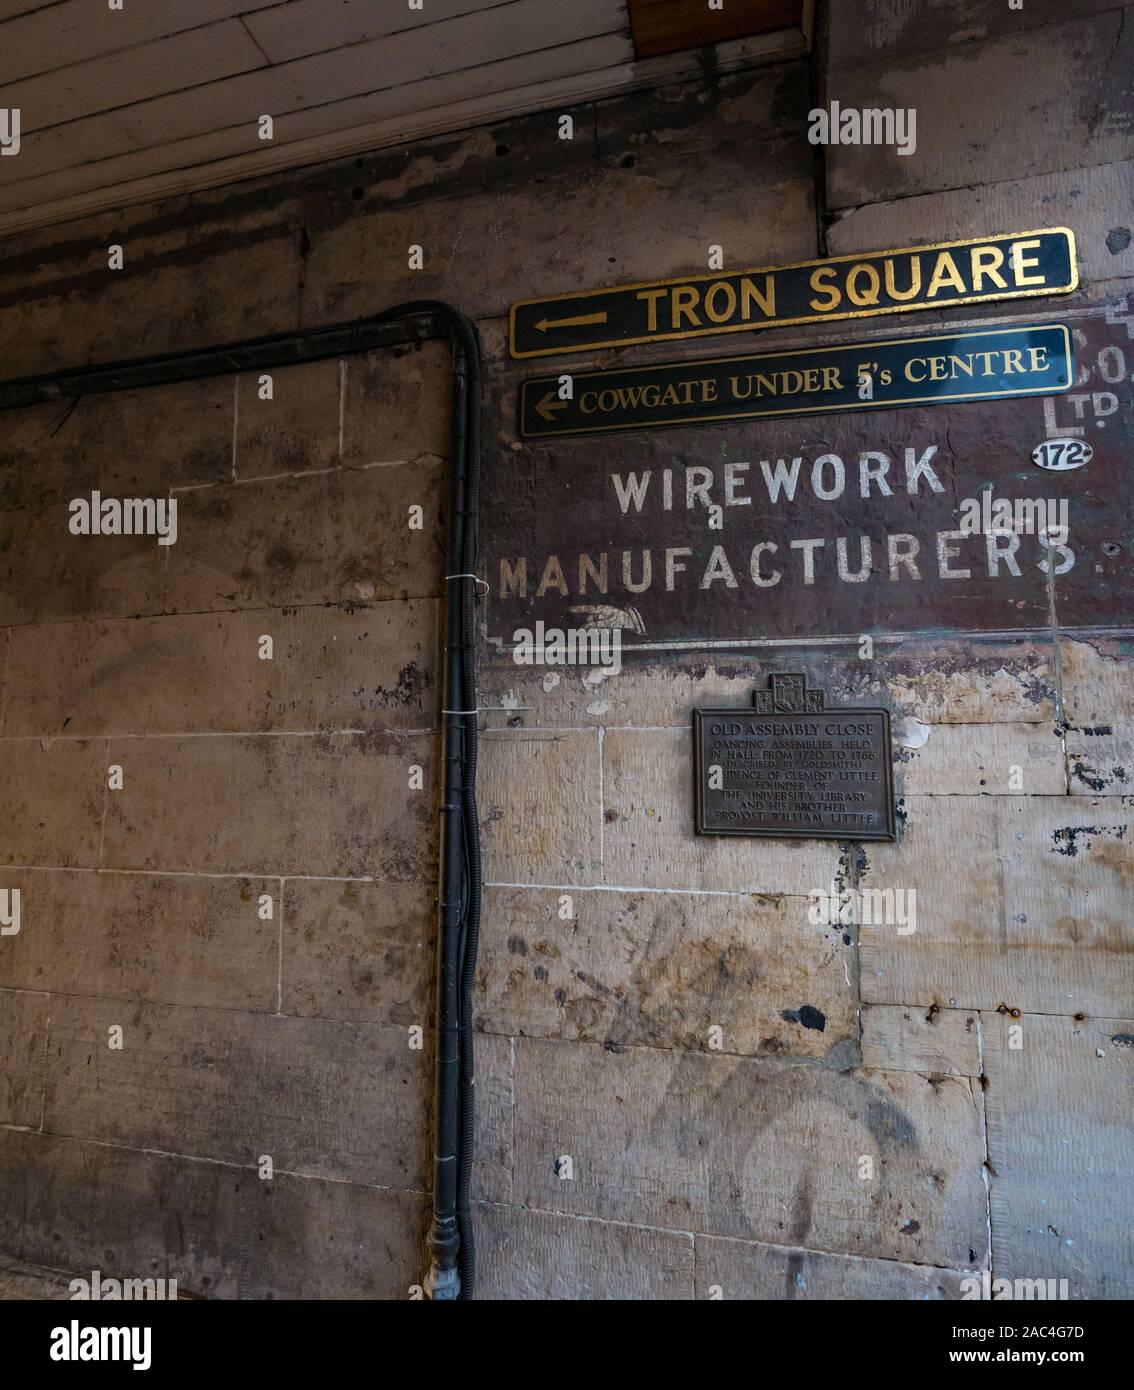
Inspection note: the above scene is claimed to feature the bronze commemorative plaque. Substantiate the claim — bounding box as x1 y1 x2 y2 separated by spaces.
693 673 895 841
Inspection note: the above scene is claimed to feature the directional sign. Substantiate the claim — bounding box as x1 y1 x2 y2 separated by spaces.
508 228 1077 358
518 323 1073 438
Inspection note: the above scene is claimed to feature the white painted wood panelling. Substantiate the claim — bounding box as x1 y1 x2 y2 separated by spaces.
5 0 628 186
0 0 59 21
0 0 809 234
0 33 632 214
6 21 269 128
1 0 283 84
243 0 502 65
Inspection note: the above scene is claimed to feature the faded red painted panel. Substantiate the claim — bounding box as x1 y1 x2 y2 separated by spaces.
484 298 1133 651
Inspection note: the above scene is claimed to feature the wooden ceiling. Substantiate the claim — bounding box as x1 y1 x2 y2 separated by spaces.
0 0 811 235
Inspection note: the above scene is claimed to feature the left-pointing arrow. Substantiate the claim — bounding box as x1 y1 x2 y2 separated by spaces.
533 390 568 422
534 311 608 332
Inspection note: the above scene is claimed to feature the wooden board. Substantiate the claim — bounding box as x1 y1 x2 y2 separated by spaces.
628 0 801 59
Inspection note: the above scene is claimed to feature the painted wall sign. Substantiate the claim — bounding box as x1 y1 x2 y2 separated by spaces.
694 674 895 841
486 298 1134 651
518 323 1072 438
508 228 1077 358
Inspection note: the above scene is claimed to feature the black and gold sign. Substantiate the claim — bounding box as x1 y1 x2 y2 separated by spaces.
519 322 1072 438
694 674 895 842
509 227 1077 358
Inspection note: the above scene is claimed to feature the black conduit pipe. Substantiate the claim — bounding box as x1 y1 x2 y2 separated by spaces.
455 318 482 1302
0 302 484 1300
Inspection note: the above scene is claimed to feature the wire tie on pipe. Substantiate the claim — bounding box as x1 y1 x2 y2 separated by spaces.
441 705 531 714
445 572 489 592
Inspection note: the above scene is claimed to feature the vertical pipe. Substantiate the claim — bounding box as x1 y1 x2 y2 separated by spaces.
455 325 483 1299
427 341 469 1300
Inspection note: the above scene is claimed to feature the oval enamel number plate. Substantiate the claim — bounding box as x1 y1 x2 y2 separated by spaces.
1032 439 1092 470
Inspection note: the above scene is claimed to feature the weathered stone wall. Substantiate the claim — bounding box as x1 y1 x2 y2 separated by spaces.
0 346 455 1297
0 0 1131 1299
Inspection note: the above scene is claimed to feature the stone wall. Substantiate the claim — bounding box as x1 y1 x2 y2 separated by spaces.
0 0 1130 1299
